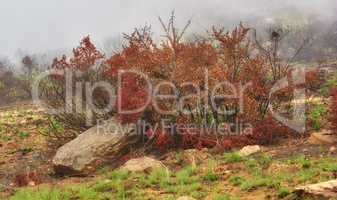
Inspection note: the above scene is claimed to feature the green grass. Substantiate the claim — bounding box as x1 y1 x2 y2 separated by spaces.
67 185 100 200
223 152 243 163
214 193 239 200
105 169 130 180
317 157 337 172
0 124 4 133
176 166 197 184
18 147 33 154
296 168 319 183
0 134 12 141
282 154 337 184
238 176 279 191
8 152 337 200
320 71 337 94
244 158 262 176
10 186 71 200
277 187 290 199
146 168 170 187
164 165 206 199
203 169 218 182
174 151 183 164
203 160 219 182
229 176 246 186
17 130 30 139
255 153 272 169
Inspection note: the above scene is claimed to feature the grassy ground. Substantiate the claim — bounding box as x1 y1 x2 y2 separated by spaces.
0 102 53 188
6 150 337 200
0 103 336 200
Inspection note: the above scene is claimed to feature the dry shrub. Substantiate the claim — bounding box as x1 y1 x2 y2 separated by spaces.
39 36 112 143
104 15 302 151
43 14 316 150
0 70 31 105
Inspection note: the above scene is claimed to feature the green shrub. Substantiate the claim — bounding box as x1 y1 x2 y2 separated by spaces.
203 170 218 182
228 176 245 186
224 152 243 163
308 104 327 130
277 187 290 199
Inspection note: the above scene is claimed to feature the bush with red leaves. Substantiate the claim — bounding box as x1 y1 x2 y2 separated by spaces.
103 20 300 151
46 16 314 151
116 73 149 124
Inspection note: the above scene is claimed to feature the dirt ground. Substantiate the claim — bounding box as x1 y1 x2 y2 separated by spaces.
0 102 336 200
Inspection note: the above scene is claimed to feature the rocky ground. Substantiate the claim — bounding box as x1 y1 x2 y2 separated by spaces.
0 103 336 200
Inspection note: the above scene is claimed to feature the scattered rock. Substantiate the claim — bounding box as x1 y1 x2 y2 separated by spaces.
121 157 165 172
294 180 337 199
238 145 261 156
52 119 137 175
329 146 336 153
308 130 337 145
176 196 196 200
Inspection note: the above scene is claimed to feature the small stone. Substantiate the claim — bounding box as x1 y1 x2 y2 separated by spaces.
28 181 36 186
308 130 337 145
330 146 336 152
238 145 261 156
121 157 165 172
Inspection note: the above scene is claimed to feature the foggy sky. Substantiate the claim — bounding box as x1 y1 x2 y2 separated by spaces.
0 0 336 59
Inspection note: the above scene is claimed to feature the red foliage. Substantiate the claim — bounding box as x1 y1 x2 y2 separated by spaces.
116 73 149 124
305 69 321 92
251 116 293 144
52 36 104 71
103 21 299 151
49 17 312 151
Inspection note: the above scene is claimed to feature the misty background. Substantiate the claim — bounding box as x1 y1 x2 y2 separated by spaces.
0 0 336 67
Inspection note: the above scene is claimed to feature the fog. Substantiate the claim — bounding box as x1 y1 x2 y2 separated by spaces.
0 0 336 60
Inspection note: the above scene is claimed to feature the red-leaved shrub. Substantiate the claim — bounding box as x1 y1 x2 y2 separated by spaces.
46 15 315 150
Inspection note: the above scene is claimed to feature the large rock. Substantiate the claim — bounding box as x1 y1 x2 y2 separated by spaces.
238 145 261 157
294 180 337 199
53 119 137 174
308 130 337 145
121 157 165 172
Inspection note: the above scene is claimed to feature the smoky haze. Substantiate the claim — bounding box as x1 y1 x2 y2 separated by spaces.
0 0 336 59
